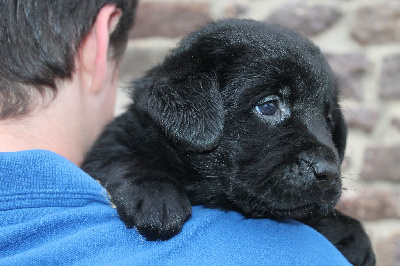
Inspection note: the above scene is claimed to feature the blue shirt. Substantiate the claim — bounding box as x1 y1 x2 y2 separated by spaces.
0 150 350 265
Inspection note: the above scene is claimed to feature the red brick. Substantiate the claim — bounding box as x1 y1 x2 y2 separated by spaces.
362 146 400 182
351 4 400 45
266 3 342 36
119 46 169 81
392 118 400 131
342 106 379 132
223 3 248 17
129 2 212 38
380 54 400 99
336 188 400 221
325 53 370 100
376 233 400 266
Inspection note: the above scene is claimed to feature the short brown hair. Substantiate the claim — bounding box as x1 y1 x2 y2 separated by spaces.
0 0 138 118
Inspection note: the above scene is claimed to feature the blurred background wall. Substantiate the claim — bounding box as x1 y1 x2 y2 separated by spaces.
116 0 400 265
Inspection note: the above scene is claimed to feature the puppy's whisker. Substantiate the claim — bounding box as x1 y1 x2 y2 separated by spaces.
341 175 363 185
335 199 351 216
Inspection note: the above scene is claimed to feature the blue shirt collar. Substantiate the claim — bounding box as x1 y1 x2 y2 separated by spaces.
0 149 110 210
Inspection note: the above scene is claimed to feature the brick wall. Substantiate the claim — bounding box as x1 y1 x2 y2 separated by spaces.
116 1 400 265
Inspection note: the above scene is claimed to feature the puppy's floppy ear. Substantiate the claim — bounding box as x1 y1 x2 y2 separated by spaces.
332 107 347 163
140 71 224 152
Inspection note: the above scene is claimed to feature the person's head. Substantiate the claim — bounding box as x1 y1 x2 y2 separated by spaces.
0 0 138 119
0 0 138 165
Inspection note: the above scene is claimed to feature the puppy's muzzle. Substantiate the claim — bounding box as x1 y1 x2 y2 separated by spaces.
311 160 340 189
299 149 341 190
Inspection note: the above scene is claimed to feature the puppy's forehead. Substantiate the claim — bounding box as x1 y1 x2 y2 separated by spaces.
182 19 325 66
187 20 336 101
169 19 336 104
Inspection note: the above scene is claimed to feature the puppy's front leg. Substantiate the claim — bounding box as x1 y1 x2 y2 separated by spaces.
302 211 375 266
82 114 192 241
107 167 192 241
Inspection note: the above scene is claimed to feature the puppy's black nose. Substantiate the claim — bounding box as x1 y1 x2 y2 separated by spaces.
312 160 340 188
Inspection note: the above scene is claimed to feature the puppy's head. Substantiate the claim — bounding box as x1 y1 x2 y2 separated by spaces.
135 19 347 220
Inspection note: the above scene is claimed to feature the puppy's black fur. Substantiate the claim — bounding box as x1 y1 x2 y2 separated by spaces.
83 19 375 265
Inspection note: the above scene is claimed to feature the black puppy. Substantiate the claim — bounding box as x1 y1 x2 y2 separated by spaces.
83 19 375 265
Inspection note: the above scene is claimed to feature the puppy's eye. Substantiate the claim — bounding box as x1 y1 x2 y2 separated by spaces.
253 95 290 124
256 101 278 116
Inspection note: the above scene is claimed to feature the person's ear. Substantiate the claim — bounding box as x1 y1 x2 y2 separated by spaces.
78 4 122 95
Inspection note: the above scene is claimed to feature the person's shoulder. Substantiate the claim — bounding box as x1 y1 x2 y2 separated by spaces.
168 206 351 266
69 205 350 266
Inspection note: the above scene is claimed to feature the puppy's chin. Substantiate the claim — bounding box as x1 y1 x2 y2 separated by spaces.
278 180 341 219
267 193 341 220
239 190 341 220
270 177 343 220
250 204 319 220
227 163 343 220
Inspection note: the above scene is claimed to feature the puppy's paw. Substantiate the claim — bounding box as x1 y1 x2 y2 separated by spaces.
304 211 375 266
113 181 192 241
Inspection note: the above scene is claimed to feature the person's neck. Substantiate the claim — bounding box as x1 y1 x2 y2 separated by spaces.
0 64 118 167
0 76 94 166
0 109 86 166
